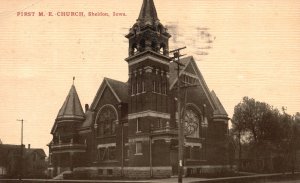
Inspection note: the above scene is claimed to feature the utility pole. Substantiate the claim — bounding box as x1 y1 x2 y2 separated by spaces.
17 119 24 181
170 46 186 183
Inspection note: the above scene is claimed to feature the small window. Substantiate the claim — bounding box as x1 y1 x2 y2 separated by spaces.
98 148 107 161
136 82 139 94
109 147 116 160
153 81 156 92
185 146 192 159
131 84 134 95
107 169 113 175
158 118 163 128
136 118 141 132
111 121 116 134
136 142 142 154
158 82 161 93
49 154 52 165
163 83 167 94
98 147 116 161
98 169 103 175
142 81 145 92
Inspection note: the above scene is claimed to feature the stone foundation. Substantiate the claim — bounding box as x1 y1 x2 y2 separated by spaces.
185 165 236 176
73 165 233 179
74 166 172 179
124 167 151 179
152 167 172 178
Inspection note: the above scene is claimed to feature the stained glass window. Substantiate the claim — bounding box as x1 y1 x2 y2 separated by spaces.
97 106 117 136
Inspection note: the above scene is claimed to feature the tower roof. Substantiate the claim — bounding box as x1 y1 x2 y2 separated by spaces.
56 85 85 120
137 0 159 26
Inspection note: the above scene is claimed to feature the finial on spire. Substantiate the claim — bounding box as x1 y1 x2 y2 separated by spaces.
73 76 75 85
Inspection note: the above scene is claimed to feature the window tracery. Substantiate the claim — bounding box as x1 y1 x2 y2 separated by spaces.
183 107 202 138
97 106 117 136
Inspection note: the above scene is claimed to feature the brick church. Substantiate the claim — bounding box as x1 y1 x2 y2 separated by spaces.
48 0 230 179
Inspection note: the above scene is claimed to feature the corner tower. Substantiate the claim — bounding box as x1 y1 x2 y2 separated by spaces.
49 84 86 176
125 0 172 172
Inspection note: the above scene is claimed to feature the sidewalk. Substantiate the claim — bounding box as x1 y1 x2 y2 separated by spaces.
0 172 299 183
149 177 208 183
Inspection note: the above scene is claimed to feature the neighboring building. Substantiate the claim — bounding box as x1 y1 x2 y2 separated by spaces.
0 144 47 178
48 0 230 179
0 144 20 178
24 145 47 178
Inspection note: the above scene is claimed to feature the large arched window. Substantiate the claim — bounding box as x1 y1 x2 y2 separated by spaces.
183 105 203 138
97 105 118 136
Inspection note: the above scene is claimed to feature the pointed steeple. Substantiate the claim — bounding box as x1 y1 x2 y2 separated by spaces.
137 0 159 26
125 0 171 58
56 84 85 120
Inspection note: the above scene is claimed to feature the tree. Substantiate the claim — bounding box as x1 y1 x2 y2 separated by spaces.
279 111 300 174
231 102 247 171
231 97 285 172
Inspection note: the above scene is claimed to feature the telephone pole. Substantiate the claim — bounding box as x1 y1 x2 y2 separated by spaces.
17 119 24 181
170 46 186 183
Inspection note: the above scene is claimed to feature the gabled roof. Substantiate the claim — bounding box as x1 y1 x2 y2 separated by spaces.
169 56 217 111
26 148 46 158
80 78 128 130
169 56 192 85
0 144 21 150
56 85 85 120
211 90 228 116
90 77 128 111
105 78 129 103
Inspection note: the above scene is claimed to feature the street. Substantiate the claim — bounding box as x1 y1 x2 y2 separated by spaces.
267 181 300 183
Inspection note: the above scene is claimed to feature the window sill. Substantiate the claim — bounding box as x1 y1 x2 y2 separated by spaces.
96 135 117 139
134 153 143 156
152 91 167 95
97 160 118 163
186 159 207 162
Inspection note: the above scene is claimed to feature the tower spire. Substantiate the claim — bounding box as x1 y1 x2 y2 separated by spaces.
137 0 159 26
125 0 171 58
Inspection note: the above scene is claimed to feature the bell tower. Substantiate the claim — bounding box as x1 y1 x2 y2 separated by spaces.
125 0 172 168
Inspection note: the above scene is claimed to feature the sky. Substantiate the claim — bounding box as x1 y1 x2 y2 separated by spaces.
0 0 299 155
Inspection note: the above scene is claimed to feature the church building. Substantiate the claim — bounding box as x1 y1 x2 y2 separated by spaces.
48 0 230 179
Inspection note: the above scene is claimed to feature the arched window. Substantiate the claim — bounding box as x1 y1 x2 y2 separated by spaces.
97 105 118 136
131 43 138 56
140 39 145 52
157 24 164 34
183 106 202 138
151 41 157 52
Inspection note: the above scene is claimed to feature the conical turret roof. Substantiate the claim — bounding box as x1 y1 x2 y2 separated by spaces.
56 85 85 120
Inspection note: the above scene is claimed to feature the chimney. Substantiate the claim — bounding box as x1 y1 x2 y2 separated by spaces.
85 104 89 112
28 144 30 149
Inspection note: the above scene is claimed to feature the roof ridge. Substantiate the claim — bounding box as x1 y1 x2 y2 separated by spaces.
105 77 128 85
